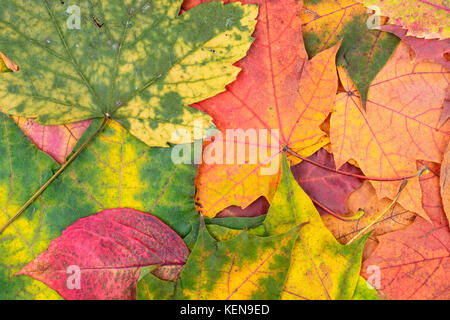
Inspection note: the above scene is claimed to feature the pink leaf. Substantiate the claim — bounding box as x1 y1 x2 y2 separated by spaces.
17 208 189 300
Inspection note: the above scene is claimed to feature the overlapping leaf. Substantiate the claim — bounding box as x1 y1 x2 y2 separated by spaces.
0 0 258 147
324 181 416 242
0 0 448 302
19 208 189 300
379 25 450 69
301 0 400 103
12 117 91 164
138 222 299 300
208 147 365 219
362 164 450 300
262 157 372 300
0 113 61 299
292 148 364 216
190 0 340 217
358 0 450 39
0 50 92 164
440 143 450 224
0 118 199 299
331 43 450 220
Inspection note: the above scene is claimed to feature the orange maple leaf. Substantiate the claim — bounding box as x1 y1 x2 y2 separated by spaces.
362 163 450 300
330 42 450 220
185 0 340 217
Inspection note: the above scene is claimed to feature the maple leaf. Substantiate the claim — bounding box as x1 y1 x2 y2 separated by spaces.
374 25 450 126
330 42 450 220
440 143 450 224
0 118 199 299
262 157 372 300
322 180 416 259
0 0 257 147
202 147 365 219
180 223 298 300
138 222 299 300
357 0 450 39
190 0 340 217
301 0 400 103
292 148 364 216
362 163 450 300
18 208 189 300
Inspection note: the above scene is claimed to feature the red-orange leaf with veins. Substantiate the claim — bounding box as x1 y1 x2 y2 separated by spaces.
362 163 450 300
331 42 450 220
440 143 450 224
12 117 91 164
186 0 339 217
213 148 364 218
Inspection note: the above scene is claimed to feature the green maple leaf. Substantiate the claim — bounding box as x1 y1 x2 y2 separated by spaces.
0 116 199 299
138 221 299 300
261 156 375 300
0 0 257 146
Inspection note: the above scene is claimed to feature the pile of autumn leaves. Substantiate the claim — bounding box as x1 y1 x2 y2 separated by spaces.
0 0 449 300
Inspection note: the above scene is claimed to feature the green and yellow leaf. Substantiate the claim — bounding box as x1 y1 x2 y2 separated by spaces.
138 221 298 300
263 156 369 300
0 0 258 146
0 117 199 299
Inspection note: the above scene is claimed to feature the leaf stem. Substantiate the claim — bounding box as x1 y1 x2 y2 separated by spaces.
284 146 424 182
0 114 110 235
346 179 409 245
311 198 365 222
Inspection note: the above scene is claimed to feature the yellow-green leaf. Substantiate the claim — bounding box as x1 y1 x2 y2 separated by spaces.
0 118 199 299
358 0 450 39
138 221 299 300
0 0 257 146
263 156 369 300
351 277 380 300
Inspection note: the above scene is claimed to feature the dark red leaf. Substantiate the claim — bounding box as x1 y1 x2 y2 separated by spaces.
291 148 364 215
